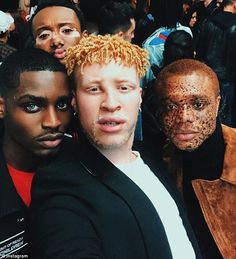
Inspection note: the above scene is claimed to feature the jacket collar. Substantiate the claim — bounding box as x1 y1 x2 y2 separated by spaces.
221 124 236 184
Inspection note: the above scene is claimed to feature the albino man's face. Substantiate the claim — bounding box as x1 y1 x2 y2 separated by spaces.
72 61 142 151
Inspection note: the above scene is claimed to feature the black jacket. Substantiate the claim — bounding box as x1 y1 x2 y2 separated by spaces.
30 137 202 259
196 11 236 82
0 150 30 258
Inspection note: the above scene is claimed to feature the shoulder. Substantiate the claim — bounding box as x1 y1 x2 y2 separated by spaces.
222 124 236 144
176 23 193 37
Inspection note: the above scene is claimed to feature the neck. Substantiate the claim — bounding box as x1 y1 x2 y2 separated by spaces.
224 5 234 13
2 136 41 172
96 137 136 165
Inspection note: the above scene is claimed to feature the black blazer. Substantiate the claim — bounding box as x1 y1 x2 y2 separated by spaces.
0 150 30 257
30 137 202 259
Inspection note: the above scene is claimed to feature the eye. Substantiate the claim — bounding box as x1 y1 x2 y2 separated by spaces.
193 101 205 110
60 26 80 37
57 101 69 111
120 85 129 91
61 27 74 34
118 84 133 92
37 30 51 40
166 103 178 112
24 103 40 113
87 86 101 94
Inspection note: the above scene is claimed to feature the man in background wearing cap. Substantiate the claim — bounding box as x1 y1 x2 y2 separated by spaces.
30 0 87 65
0 10 16 63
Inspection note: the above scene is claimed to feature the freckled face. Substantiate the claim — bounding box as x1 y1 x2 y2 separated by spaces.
160 73 220 151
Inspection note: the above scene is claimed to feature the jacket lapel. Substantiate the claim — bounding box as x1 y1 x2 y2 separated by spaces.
0 151 25 216
77 138 172 258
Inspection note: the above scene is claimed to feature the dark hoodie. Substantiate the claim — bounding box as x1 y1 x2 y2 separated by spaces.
196 10 236 82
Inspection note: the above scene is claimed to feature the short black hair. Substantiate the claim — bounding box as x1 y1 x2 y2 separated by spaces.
0 48 66 97
163 30 194 66
149 0 182 28
98 1 135 35
30 0 85 33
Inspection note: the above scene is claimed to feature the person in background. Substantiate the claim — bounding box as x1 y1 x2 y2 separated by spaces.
30 0 87 65
98 1 136 42
182 0 193 15
30 35 201 259
182 4 199 31
142 0 192 86
0 10 16 63
79 0 110 35
0 48 72 257
154 58 236 258
195 0 236 126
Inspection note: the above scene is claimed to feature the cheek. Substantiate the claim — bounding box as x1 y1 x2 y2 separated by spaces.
59 112 71 128
10 117 37 139
64 36 81 48
77 98 98 125
198 114 215 135
35 41 50 52
162 113 175 134
195 107 216 130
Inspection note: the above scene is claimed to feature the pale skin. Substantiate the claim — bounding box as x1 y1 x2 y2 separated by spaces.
117 18 136 43
159 72 220 151
72 61 142 164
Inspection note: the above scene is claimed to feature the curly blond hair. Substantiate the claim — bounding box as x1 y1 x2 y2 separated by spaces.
65 34 149 78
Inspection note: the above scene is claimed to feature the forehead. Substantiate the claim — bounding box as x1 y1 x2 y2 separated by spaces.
16 71 69 95
32 6 80 30
74 61 139 82
163 72 216 98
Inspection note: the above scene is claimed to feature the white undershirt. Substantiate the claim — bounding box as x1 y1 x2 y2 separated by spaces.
115 152 196 259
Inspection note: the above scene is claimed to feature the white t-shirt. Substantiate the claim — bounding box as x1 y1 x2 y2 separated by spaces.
115 152 196 259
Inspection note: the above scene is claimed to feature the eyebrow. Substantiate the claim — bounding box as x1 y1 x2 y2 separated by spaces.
162 94 210 101
35 22 79 34
17 94 71 102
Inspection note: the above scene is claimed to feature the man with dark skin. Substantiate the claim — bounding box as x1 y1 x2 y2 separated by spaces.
154 58 236 258
0 48 72 257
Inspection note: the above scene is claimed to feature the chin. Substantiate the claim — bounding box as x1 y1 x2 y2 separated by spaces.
36 148 61 158
176 143 199 152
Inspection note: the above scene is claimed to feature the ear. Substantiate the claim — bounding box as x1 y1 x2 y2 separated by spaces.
71 94 77 113
0 97 5 119
216 95 221 117
81 30 88 38
139 88 142 106
116 31 124 38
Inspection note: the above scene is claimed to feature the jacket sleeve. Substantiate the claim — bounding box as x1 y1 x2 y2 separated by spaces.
30 162 105 259
31 195 104 259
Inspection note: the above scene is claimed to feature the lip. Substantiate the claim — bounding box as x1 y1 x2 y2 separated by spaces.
174 131 198 141
53 48 66 59
37 133 64 149
98 117 126 133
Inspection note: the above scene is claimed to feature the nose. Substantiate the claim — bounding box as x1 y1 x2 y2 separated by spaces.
176 105 194 123
50 31 64 48
42 107 62 129
101 90 121 112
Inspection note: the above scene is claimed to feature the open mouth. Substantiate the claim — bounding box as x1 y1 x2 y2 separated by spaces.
98 118 125 133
